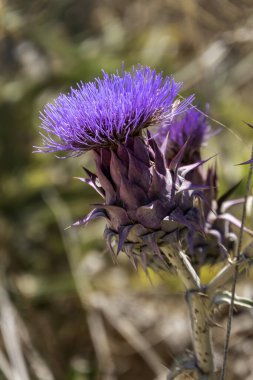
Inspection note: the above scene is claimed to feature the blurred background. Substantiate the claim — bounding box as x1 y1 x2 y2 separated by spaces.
1 1 253 379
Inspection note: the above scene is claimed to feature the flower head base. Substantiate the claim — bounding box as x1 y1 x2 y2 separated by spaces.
75 136 208 269
37 66 193 156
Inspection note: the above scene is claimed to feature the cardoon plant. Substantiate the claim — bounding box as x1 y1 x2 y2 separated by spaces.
36 66 253 379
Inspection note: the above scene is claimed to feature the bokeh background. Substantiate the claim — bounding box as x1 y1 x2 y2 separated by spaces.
1 1 253 379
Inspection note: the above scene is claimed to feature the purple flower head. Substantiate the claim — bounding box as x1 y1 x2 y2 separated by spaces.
36 66 253 271
156 107 211 165
36 66 194 156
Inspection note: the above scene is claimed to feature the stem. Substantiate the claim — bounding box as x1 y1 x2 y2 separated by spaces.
188 291 214 377
160 245 201 289
160 245 214 379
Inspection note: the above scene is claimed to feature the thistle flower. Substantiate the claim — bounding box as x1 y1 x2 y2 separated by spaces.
37 66 253 271
153 109 253 266
156 107 211 165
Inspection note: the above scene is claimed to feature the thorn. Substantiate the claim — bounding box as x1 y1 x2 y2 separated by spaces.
207 317 223 329
243 121 253 129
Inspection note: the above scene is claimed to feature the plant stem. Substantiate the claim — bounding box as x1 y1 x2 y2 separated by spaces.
160 245 214 379
187 291 214 377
